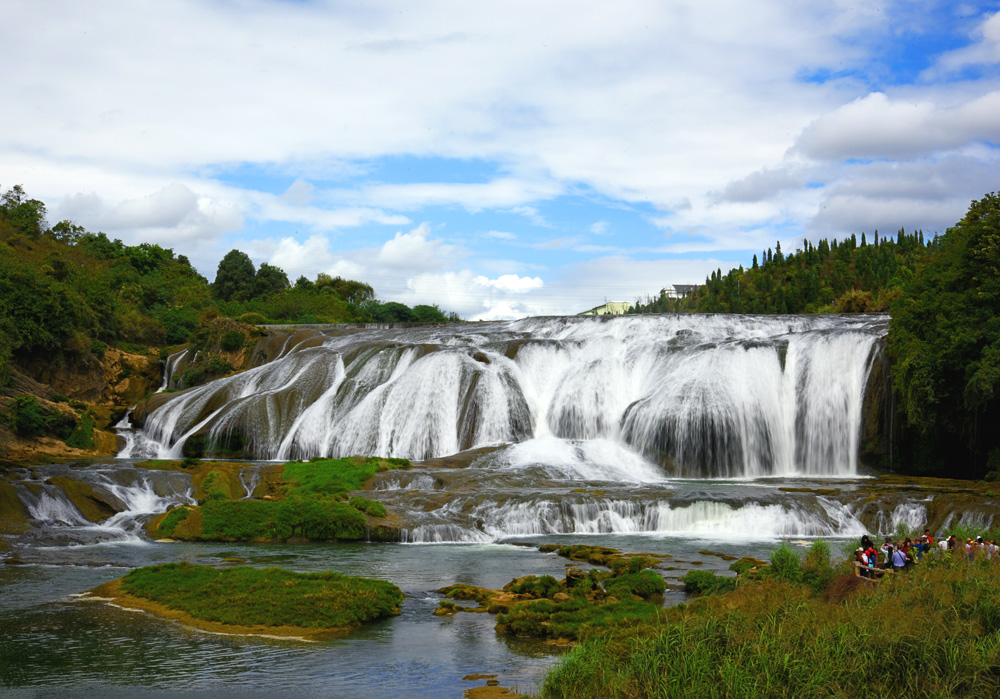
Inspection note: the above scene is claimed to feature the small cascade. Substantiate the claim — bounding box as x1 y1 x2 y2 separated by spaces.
115 411 163 459
124 315 889 479
158 348 190 392
238 466 266 499
15 483 91 526
9 465 195 546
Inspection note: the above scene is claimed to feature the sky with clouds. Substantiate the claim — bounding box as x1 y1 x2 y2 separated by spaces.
3 0 999 319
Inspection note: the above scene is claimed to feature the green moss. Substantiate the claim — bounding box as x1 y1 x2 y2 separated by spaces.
121 563 403 629
499 597 661 641
155 507 190 538
348 496 387 518
284 456 410 497
200 498 367 541
603 570 666 599
507 575 562 599
146 456 403 542
46 476 115 522
0 481 28 533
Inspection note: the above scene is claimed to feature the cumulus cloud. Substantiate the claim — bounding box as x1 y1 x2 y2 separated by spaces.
377 223 466 271
795 91 1000 160
56 183 242 244
808 154 998 236
282 179 314 205
714 166 808 203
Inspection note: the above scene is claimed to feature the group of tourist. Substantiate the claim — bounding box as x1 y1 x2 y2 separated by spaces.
854 529 999 577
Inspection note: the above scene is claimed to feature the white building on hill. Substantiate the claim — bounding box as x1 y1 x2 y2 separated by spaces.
578 301 633 316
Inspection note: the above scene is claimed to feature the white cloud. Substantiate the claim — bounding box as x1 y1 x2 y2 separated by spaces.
483 230 516 240
4 0 999 314
377 223 466 271
57 183 242 244
282 179 315 206
474 274 543 293
928 11 1000 76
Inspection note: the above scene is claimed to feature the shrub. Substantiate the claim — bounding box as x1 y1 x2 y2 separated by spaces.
64 411 95 449
220 330 245 352
603 570 666 599
681 569 738 595
770 542 803 583
8 394 46 436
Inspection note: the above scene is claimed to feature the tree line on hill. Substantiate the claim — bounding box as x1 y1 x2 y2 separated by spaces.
0 184 459 387
633 228 931 316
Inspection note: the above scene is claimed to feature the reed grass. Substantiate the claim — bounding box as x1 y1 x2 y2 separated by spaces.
542 551 1000 698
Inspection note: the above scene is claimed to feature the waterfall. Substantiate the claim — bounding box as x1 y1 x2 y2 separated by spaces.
123 314 888 478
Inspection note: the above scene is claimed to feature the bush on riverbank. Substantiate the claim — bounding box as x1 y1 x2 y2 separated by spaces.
120 562 403 629
542 551 1000 698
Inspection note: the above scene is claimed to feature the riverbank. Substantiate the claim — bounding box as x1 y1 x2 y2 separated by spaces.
539 550 1000 698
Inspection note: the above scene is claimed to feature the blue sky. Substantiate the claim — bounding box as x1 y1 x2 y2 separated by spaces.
2 0 999 318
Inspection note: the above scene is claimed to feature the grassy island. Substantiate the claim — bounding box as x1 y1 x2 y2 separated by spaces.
88 562 403 640
145 456 408 542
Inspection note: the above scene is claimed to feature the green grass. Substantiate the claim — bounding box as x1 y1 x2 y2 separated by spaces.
283 456 410 497
121 563 403 629
200 498 367 541
541 552 1000 699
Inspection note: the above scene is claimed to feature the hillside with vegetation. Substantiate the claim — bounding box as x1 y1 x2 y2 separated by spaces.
0 184 458 464
634 228 933 315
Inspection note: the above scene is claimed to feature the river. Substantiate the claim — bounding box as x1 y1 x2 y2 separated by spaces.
3 315 993 696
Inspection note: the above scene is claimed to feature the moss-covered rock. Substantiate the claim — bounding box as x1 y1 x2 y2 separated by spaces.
0 481 29 533
45 476 117 522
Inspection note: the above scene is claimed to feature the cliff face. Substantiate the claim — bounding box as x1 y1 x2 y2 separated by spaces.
0 348 162 465
858 337 901 472
21 348 161 406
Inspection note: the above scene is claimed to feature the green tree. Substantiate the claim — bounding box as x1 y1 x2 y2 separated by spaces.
213 250 256 302
1 185 48 238
253 263 289 299
889 192 1000 476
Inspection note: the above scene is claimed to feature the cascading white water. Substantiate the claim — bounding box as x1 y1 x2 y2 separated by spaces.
124 314 887 478
397 494 874 543
12 467 195 545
